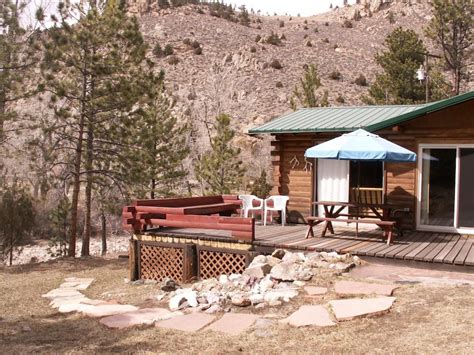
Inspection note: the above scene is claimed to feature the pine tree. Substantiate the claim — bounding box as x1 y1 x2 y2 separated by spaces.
40 0 153 256
366 27 445 104
425 0 473 95
0 180 35 265
238 5 250 26
250 171 272 199
290 64 327 110
195 114 244 195
126 79 190 199
0 0 40 146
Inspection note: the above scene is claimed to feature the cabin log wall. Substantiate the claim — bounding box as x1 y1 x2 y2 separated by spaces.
271 99 474 230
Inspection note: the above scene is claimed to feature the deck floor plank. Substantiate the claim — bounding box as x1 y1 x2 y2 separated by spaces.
374 231 420 258
340 240 375 254
421 234 453 262
404 233 442 260
391 232 435 260
454 237 474 265
413 233 450 261
443 236 468 264
433 234 462 263
465 241 474 266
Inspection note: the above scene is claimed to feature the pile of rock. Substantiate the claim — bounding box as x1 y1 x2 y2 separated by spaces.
163 250 361 313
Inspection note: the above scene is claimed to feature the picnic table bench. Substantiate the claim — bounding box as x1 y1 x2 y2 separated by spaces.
306 201 405 245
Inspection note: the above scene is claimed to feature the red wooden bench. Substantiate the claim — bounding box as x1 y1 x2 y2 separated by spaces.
122 195 255 242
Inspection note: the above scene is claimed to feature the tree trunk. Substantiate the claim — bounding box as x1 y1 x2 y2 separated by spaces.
454 67 460 96
151 178 155 199
9 234 13 266
101 211 107 256
69 59 88 258
0 90 5 146
81 119 93 257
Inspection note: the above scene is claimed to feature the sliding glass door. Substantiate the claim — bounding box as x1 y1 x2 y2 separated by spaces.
458 148 474 228
418 145 474 232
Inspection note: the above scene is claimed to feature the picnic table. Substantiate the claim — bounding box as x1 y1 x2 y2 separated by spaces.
305 201 405 245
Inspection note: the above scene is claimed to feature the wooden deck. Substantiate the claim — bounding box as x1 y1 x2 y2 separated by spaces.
149 224 474 267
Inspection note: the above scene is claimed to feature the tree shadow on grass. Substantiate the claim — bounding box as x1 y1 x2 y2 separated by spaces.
0 314 160 353
1 257 129 275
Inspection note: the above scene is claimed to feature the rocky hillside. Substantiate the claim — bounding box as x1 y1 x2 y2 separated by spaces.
133 1 437 144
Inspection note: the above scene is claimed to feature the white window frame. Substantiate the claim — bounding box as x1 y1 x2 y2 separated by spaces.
417 143 474 234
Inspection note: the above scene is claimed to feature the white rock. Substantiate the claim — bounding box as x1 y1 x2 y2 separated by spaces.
259 276 275 293
249 293 264 305
264 289 298 303
228 274 242 282
205 304 223 314
270 262 313 282
265 256 282 267
249 255 267 267
243 263 272 279
281 252 299 263
218 275 229 284
204 291 221 305
293 280 306 287
231 294 251 307
169 294 186 311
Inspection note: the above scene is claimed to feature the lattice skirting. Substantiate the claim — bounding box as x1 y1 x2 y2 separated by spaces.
138 241 196 282
197 246 255 280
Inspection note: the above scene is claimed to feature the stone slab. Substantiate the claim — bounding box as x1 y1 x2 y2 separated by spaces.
206 313 260 336
304 286 328 296
155 313 216 332
329 297 396 321
59 303 94 314
280 305 335 327
334 280 398 296
100 308 172 329
57 299 113 313
50 295 90 308
42 289 84 299
81 304 139 317
349 263 474 286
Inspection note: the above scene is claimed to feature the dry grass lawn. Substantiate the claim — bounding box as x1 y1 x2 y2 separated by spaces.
0 258 473 354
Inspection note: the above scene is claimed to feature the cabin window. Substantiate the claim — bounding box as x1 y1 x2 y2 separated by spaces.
349 161 384 204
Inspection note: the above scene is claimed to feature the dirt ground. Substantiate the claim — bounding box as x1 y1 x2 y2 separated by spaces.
0 258 473 354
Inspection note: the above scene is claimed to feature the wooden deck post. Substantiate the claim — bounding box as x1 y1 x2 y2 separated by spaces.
183 244 198 282
129 239 139 281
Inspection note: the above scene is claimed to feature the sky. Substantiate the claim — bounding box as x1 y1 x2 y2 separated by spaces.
229 0 358 17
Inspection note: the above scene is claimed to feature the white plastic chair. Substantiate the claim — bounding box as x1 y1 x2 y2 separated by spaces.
264 195 289 226
238 194 264 219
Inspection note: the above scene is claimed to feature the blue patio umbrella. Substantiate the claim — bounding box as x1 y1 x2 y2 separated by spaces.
305 129 416 162
305 129 417 222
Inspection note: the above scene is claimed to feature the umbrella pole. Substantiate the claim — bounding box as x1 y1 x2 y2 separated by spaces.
356 161 361 237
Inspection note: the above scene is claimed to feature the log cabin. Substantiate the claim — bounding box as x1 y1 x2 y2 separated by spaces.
248 91 474 234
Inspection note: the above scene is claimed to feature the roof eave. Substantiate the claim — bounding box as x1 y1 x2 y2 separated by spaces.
366 91 474 132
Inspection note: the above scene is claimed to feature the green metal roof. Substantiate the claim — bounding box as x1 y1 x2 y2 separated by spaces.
248 91 474 135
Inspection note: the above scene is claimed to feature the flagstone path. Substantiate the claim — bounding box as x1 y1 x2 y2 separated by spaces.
334 280 398 296
43 277 399 334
